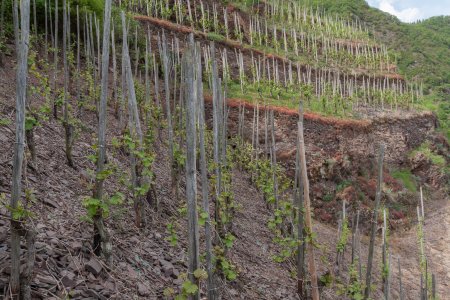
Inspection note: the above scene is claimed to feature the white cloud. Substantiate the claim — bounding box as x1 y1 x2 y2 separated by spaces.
374 0 423 22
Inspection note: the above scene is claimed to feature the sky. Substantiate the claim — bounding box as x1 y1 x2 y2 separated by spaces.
367 0 450 23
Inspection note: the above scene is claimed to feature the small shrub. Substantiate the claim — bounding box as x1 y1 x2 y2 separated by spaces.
319 272 333 287
336 179 352 192
392 169 417 192
323 193 334 202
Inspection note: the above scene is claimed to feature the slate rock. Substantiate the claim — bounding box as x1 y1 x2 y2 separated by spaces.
35 242 46 250
104 280 116 292
85 258 102 276
71 241 83 252
137 282 151 296
36 223 46 230
130 236 140 244
41 197 58 208
61 270 77 288
85 289 107 300
158 258 171 266
162 264 174 278
35 273 58 286
68 258 83 273
126 264 138 279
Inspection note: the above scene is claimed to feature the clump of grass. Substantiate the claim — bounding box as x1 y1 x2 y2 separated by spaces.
392 169 417 192
0 118 12 126
207 32 226 42
323 193 334 202
336 179 352 192
411 142 446 167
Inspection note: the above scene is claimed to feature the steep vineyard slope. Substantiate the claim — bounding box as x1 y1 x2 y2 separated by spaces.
307 0 450 89
0 0 449 299
307 0 450 138
1 53 447 297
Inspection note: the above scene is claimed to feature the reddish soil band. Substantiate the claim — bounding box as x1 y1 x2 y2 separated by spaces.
204 95 371 130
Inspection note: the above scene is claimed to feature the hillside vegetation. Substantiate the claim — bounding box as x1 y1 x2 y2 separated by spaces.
307 0 450 89
307 0 450 138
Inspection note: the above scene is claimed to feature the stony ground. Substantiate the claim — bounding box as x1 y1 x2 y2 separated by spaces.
0 47 300 299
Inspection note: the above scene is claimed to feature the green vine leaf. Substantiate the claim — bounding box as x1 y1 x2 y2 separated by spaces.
181 280 198 295
193 268 208 280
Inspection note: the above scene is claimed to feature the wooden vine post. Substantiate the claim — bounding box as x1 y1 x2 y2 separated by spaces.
92 0 113 263
161 31 176 198
210 42 223 237
76 5 81 116
121 11 146 228
364 144 385 300
184 34 200 300
298 106 320 300
196 41 217 299
10 0 33 299
111 23 117 118
53 0 59 119
382 208 390 299
295 103 305 297
63 0 75 168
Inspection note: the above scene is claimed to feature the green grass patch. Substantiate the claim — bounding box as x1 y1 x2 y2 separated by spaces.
336 179 352 192
207 32 226 43
389 201 405 212
392 169 417 192
323 193 334 202
225 80 354 118
226 81 298 108
411 142 446 167
0 118 12 126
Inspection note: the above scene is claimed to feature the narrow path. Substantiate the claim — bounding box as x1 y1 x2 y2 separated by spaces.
228 169 298 300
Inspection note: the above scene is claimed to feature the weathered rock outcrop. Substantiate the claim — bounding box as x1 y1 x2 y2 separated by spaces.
210 99 437 179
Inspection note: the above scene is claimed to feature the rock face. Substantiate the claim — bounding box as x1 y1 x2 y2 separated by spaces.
213 101 437 176
210 101 444 231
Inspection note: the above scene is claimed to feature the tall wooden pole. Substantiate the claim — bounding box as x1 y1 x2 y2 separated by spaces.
62 0 75 168
10 0 31 298
161 31 176 196
210 42 223 237
122 11 144 227
196 41 216 300
185 34 200 300
76 5 81 115
92 0 113 263
53 0 59 118
295 105 305 297
364 144 385 299
298 108 320 300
